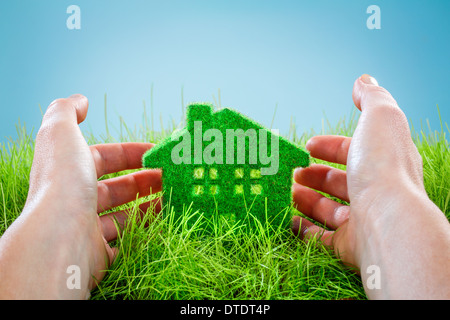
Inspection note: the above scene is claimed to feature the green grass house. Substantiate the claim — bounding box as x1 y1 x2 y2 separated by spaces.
142 103 309 230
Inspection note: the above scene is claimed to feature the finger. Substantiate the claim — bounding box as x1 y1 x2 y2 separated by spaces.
294 164 349 202
97 169 162 213
352 74 397 112
291 216 334 247
44 94 89 125
28 95 93 202
292 183 350 229
292 216 356 268
305 135 351 165
351 74 409 144
100 198 162 242
108 247 119 265
292 215 357 269
37 94 89 150
101 239 119 267
350 74 423 187
90 142 155 178
68 94 89 124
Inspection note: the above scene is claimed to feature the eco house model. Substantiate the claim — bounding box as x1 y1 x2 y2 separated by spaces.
142 103 310 229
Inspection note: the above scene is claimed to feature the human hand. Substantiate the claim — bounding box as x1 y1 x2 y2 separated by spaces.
0 94 161 299
292 75 450 299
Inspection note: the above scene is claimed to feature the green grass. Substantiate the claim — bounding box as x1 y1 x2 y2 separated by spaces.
0 102 449 300
93 206 364 299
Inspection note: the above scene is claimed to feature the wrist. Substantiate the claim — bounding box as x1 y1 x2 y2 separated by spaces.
0 198 99 299
351 177 428 224
352 183 449 299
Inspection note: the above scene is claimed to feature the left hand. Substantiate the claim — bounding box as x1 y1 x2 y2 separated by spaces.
0 94 162 299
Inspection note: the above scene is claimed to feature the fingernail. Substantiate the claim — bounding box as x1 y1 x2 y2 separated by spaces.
68 93 86 100
294 167 303 174
299 224 309 240
293 167 303 182
305 138 314 151
360 74 379 86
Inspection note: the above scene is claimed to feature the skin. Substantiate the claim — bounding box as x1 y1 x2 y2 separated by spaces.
0 95 162 299
292 74 450 299
0 75 448 299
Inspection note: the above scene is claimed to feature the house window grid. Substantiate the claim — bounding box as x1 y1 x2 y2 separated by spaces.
233 167 263 196
192 166 264 197
193 166 220 196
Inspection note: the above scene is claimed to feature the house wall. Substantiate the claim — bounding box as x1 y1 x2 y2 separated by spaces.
162 162 294 231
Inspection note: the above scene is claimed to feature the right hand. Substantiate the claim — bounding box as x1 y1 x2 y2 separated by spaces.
292 74 450 299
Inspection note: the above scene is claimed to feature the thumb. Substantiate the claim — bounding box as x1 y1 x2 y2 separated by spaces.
351 74 410 139
351 74 410 141
27 94 92 205
352 74 399 113
347 74 424 193
43 94 89 125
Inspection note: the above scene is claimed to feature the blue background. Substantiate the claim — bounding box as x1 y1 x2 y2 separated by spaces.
0 0 449 143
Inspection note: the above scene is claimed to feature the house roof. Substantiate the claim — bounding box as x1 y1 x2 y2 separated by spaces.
142 103 309 170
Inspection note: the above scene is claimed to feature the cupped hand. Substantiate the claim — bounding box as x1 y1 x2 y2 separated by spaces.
292 75 450 299
0 95 161 299
292 75 424 267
